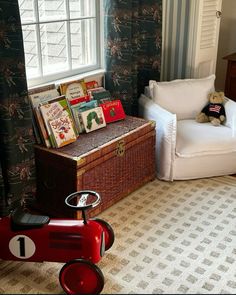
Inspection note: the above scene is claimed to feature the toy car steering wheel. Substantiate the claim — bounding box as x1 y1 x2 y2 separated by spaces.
65 190 101 211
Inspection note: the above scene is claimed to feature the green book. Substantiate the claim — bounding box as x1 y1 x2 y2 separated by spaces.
92 90 112 104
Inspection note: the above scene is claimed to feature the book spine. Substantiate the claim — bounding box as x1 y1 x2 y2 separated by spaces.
66 100 79 137
31 110 42 144
34 107 51 148
39 105 57 148
71 108 85 133
69 95 90 106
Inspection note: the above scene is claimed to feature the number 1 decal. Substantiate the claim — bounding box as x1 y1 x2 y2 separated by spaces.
17 237 26 257
9 235 36 259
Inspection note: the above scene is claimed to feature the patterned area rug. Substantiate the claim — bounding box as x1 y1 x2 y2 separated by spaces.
1 176 236 294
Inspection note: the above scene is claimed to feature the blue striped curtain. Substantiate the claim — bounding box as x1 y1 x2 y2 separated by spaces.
0 0 36 216
104 0 162 115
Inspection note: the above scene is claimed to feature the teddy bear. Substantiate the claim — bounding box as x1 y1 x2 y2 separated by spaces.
196 91 226 126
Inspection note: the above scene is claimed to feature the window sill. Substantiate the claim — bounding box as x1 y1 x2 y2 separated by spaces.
28 68 106 91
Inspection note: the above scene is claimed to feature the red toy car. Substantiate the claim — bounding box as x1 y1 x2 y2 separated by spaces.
0 190 115 294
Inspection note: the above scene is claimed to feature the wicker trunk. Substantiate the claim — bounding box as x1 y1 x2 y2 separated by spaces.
34 116 156 218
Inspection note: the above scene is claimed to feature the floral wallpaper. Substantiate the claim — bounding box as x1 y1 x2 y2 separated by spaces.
0 0 162 215
0 0 36 216
104 0 162 115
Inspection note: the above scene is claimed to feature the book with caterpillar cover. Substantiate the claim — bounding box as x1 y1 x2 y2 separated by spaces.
81 106 106 133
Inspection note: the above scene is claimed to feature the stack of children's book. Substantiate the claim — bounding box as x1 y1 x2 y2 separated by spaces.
28 78 126 148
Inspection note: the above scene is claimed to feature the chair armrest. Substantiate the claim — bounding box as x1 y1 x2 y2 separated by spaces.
138 94 177 180
224 98 236 135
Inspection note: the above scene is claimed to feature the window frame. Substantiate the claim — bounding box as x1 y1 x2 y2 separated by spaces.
19 0 103 88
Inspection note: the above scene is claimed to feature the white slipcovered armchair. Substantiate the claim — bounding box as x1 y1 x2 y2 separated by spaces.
138 75 236 181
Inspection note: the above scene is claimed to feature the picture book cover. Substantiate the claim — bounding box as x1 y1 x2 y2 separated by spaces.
85 80 99 90
28 84 60 147
28 85 60 108
49 115 77 148
100 99 126 123
81 107 106 133
60 79 87 102
71 100 98 134
92 90 112 105
39 96 77 147
87 87 105 98
78 100 98 112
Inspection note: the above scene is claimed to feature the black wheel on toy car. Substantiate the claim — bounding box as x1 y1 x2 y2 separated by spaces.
59 259 104 295
93 218 115 251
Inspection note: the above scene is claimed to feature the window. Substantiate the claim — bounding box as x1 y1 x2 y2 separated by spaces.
18 0 102 87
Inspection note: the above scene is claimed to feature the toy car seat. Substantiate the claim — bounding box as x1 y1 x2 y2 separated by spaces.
11 207 49 230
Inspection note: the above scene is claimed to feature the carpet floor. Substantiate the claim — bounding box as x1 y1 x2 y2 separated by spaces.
0 176 236 294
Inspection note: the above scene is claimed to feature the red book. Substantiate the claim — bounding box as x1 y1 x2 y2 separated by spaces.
69 95 90 106
100 100 126 123
85 80 99 90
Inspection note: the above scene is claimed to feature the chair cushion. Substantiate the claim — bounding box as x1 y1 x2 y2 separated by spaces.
150 75 215 120
176 120 236 157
